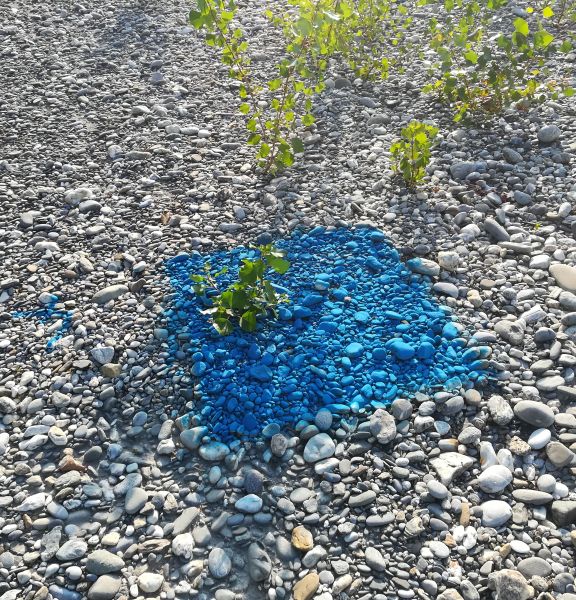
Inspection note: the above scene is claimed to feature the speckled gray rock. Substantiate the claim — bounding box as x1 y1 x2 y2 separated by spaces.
492 570 533 600
369 408 397 444
487 395 514 425
537 124 561 143
494 319 525 345
56 539 88 561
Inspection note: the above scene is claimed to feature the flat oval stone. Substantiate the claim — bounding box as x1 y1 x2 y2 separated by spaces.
514 400 554 427
303 433 335 463
481 500 512 527
198 442 230 461
512 489 553 505
235 494 263 514
517 557 552 578
550 264 576 292
527 428 551 449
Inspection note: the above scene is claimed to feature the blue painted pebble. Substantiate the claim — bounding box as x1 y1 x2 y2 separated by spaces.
345 342 364 358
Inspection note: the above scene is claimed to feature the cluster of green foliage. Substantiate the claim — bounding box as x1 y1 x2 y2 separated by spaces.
390 121 439 188
190 245 290 335
423 0 575 122
189 0 575 177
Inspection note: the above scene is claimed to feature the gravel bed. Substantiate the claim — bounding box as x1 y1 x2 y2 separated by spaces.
0 1 575 600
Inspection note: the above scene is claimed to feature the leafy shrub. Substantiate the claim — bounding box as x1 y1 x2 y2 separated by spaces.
188 0 574 171
423 0 574 121
190 244 291 335
390 121 438 188
189 0 329 173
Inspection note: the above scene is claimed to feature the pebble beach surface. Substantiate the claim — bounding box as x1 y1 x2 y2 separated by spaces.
1 1 576 600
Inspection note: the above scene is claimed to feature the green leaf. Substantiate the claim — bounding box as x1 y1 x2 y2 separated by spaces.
263 280 278 303
188 10 205 28
323 10 341 22
247 133 261 145
464 49 478 64
268 79 282 91
534 30 554 49
219 290 233 308
213 318 233 336
259 143 271 158
267 256 290 274
514 17 529 36
295 17 312 35
230 289 248 310
190 274 205 282
239 260 257 284
239 102 250 114
291 137 305 153
239 310 257 332
302 114 315 126
564 87 575 97
542 5 554 17
338 0 353 18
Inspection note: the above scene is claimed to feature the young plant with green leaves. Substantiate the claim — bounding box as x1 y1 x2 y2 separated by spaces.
423 0 574 121
190 245 291 335
187 0 418 173
390 121 438 189
189 0 333 173
330 0 415 80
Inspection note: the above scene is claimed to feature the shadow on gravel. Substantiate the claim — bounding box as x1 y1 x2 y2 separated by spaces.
94 0 169 56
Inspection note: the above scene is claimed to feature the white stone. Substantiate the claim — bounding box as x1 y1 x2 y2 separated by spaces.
138 573 164 593
481 500 512 527
172 533 194 559
438 251 460 271
528 428 551 450
431 452 475 485
550 264 576 292
478 465 513 494
303 433 336 463
479 441 498 470
15 492 47 512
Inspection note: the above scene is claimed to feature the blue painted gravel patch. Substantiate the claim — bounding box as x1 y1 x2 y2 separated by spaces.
12 297 73 352
165 226 489 441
